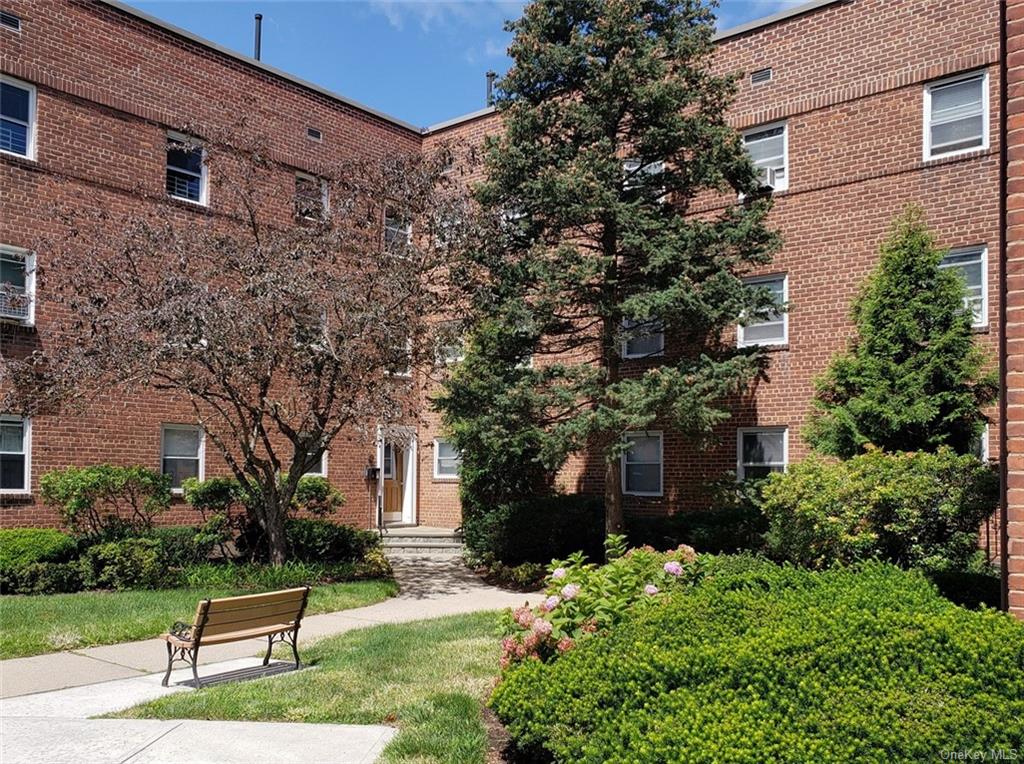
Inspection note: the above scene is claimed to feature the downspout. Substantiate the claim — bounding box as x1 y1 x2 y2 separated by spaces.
998 0 1010 613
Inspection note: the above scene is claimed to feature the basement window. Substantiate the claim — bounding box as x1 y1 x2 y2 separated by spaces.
924 70 988 159
1 77 36 159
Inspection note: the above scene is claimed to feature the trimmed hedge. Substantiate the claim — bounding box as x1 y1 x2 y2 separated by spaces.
0 529 79 594
491 562 1024 763
463 494 605 566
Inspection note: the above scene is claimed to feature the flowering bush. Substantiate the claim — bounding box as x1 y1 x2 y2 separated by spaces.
499 535 700 667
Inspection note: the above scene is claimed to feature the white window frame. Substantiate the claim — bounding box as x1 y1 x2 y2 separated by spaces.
304 450 328 477
621 318 665 360
0 244 36 326
973 423 990 462
295 172 329 220
166 131 208 206
923 70 989 161
0 75 37 161
939 245 987 329
0 415 31 495
742 121 788 192
384 211 413 253
382 442 395 479
621 431 664 497
433 438 462 481
736 427 788 481
160 424 205 493
738 274 788 348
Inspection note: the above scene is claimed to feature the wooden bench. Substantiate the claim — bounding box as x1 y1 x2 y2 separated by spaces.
161 586 310 688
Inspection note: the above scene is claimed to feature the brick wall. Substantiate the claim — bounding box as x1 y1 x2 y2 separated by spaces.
1004 0 1024 619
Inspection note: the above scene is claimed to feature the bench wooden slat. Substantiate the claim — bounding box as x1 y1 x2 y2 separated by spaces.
204 587 308 611
164 622 297 646
199 599 306 628
200 613 302 637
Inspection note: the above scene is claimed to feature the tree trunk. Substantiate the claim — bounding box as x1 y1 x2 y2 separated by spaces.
605 454 624 537
263 500 289 566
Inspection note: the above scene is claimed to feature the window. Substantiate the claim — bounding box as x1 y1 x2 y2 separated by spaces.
738 275 787 347
304 451 328 477
622 318 665 359
939 246 986 327
621 432 663 496
972 424 990 462
924 71 988 159
743 122 787 191
433 439 462 479
738 428 787 480
161 425 204 491
1 77 35 159
436 333 465 366
384 211 412 253
295 173 328 220
623 159 665 196
0 415 30 493
166 134 206 204
0 245 35 325
382 442 394 479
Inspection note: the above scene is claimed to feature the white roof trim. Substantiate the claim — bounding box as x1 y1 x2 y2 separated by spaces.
713 0 847 41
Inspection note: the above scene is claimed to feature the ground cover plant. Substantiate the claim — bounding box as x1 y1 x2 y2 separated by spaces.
0 578 397 659
491 561 1024 763
117 611 502 764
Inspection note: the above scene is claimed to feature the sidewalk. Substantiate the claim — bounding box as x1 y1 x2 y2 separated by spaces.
1 554 541 699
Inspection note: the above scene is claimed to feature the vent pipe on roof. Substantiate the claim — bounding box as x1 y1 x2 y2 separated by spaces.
254 13 263 60
486 71 497 107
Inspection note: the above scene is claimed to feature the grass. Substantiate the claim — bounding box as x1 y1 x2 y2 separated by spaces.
116 611 502 764
0 579 398 659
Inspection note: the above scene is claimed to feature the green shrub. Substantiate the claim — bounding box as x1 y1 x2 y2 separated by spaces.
40 465 171 537
80 538 167 590
285 518 378 564
0 529 81 594
177 561 356 590
293 476 345 516
463 493 605 566
145 526 216 568
760 447 998 573
8 561 84 594
491 562 1024 763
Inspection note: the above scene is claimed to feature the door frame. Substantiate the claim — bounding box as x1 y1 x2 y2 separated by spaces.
376 426 417 526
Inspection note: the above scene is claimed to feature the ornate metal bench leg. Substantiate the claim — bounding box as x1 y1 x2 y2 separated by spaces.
291 628 300 669
263 634 274 666
191 647 201 688
161 642 173 687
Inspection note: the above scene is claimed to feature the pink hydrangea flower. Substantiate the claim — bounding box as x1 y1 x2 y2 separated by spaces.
663 561 683 576
551 567 567 580
556 637 575 653
542 595 561 612
675 544 697 563
513 606 535 629
532 619 553 638
644 584 659 595
560 583 580 600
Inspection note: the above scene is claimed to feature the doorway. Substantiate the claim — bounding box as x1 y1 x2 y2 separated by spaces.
377 427 417 526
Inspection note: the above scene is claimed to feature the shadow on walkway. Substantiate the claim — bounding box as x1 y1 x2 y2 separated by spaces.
175 660 305 689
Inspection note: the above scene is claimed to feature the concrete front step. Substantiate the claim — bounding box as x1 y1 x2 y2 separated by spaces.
381 525 463 554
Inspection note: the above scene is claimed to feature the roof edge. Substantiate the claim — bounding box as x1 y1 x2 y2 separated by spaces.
424 106 497 134
96 0 423 135
712 0 848 42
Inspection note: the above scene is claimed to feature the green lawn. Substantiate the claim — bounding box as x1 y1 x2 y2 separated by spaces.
0 579 398 659
117 611 501 764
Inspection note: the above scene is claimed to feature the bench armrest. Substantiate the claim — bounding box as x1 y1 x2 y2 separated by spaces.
169 620 194 641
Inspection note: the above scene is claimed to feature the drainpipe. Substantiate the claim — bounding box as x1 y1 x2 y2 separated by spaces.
998 0 1009 613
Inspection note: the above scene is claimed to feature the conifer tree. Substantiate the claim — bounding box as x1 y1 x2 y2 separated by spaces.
806 206 996 458
439 0 779 534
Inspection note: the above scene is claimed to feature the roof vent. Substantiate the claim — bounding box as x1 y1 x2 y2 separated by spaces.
306 127 322 142
0 10 21 31
751 67 773 85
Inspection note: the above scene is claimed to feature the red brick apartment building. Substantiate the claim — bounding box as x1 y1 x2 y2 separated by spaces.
1 0 1021 614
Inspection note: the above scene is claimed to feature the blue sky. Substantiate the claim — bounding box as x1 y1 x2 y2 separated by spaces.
122 0 805 128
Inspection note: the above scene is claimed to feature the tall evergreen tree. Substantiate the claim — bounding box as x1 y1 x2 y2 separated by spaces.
438 0 779 534
805 206 997 458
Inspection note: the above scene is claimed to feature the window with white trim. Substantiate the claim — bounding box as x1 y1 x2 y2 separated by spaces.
939 246 986 327
161 424 204 490
304 451 328 477
384 210 412 253
971 423 990 462
166 134 206 204
433 439 461 479
295 173 329 220
382 442 395 479
0 245 35 325
743 122 787 191
924 71 988 159
738 428 787 480
621 318 665 359
623 158 665 197
0 415 30 492
621 432 663 496
738 275 787 347
0 77 35 159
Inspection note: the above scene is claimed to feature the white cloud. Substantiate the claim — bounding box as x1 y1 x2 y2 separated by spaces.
368 0 524 33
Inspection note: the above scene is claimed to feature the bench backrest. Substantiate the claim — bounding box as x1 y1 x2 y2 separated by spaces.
190 586 310 641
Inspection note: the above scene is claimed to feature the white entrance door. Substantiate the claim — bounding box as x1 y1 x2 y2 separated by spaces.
377 428 417 526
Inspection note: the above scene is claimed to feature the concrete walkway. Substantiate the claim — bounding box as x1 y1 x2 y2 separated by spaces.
1 554 541 699
0 553 540 763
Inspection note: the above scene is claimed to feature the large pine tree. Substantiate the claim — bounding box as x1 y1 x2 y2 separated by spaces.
806 206 997 458
438 0 779 533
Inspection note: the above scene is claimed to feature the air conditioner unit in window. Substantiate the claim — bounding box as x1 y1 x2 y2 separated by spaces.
0 290 30 322
757 166 778 190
